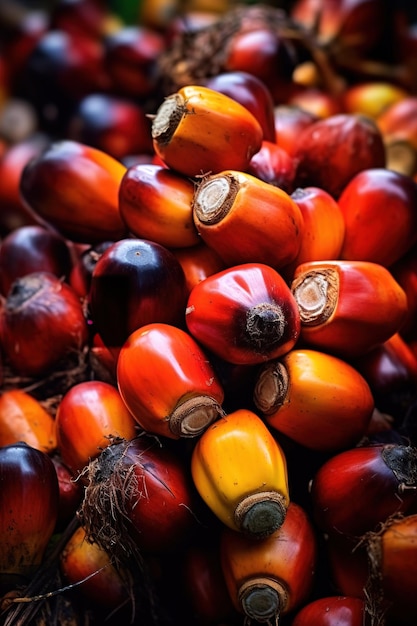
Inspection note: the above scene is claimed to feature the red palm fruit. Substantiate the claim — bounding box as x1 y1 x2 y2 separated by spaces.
192 170 304 269
253 348 374 452
79 437 199 556
19 140 128 244
290 0 386 56
182 533 237 625
220 502 317 624
103 25 166 99
88 238 187 353
310 444 417 537
59 524 131 610
353 332 417 423
338 168 417 267
288 87 344 119
117 322 224 439
391 242 417 340
246 140 296 193
291 595 370 626
274 105 319 156
325 532 369 600
55 380 138 475
50 454 84 530
0 443 59 588
291 260 408 358
118 163 200 249
68 240 114 300
67 93 153 160
0 133 50 235
0 271 89 378
204 71 276 142
186 263 300 365
0 224 73 296
293 114 386 198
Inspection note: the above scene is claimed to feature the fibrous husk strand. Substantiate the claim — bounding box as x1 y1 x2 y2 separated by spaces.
78 439 165 625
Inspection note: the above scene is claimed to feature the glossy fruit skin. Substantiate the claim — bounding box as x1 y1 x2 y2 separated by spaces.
376 96 417 150
182 534 237 625
186 263 300 365
310 444 417 537
246 140 296 193
0 271 89 377
51 453 84 529
0 133 50 236
391 243 417 340
89 238 187 352
117 323 225 439
338 168 417 267
103 25 166 99
67 93 154 160
151 85 263 177
0 224 73 296
191 408 290 537
285 186 345 277
69 240 114 299
220 502 317 621
353 332 417 423
0 389 56 453
171 243 226 296
274 105 319 156
291 260 408 358
0 442 59 583
118 163 200 248
291 595 370 626
203 71 277 142
253 349 374 452
192 170 304 270
293 114 386 198
290 0 385 56
60 524 130 609
19 140 128 243
55 380 138 475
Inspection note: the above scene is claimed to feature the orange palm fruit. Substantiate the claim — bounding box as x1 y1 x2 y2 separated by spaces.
191 408 289 539
291 260 408 358
151 85 263 177
192 169 303 269
117 323 225 439
55 380 138 475
185 263 300 365
171 243 226 296
365 513 417 624
19 140 128 243
253 348 374 452
220 502 317 624
118 163 200 248
0 389 56 454
285 186 345 278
